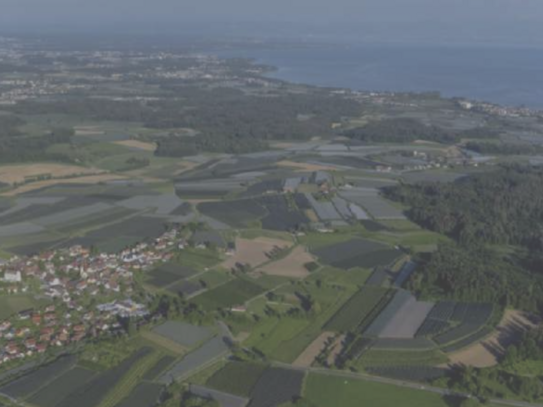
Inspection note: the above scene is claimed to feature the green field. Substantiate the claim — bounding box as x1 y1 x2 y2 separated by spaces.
304 374 450 407
192 278 266 310
0 295 51 320
357 349 449 368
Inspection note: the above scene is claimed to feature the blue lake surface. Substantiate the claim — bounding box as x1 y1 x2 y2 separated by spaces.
215 44 543 108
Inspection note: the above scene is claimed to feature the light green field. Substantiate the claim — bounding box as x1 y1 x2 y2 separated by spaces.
304 374 450 407
0 295 51 320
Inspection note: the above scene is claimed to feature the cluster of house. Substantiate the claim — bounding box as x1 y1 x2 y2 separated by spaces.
0 228 184 366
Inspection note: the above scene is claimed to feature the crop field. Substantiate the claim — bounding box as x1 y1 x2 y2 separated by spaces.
304 374 450 407
206 362 267 397
198 199 266 228
0 355 77 399
96 350 162 407
324 287 392 333
115 382 163 407
27 366 97 407
258 195 310 231
420 302 494 346
158 336 229 383
153 322 212 348
372 338 436 351
192 278 266 310
167 280 203 297
146 262 197 288
366 366 447 382
247 367 305 407
53 347 153 407
313 238 400 269
143 355 176 381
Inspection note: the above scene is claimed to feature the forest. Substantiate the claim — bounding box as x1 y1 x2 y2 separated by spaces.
385 165 543 249
387 165 543 313
0 114 74 163
344 118 501 144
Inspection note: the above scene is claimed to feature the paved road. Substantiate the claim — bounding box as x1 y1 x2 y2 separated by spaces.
272 362 543 407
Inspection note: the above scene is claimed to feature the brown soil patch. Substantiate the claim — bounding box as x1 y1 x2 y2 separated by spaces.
0 163 101 185
293 332 334 367
173 161 200 175
2 174 127 196
327 334 346 366
277 160 337 173
114 139 157 152
74 126 105 136
447 310 539 368
221 237 292 270
258 246 315 278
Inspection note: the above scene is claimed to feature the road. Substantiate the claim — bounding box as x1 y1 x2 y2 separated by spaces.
271 362 543 407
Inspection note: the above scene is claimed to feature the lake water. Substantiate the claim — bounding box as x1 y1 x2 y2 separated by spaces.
215 43 543 109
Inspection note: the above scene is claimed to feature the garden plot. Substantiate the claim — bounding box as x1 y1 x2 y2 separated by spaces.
32 202 113 226
258 195 310 232
190 385 248 407
116 193 185 215
0 355 77 399
55 347 153 407
192 279 266 310
206 362 266 397
340 187 405 220
146 263 197 288
324 286 393 333
199 199 267 228
305 193 342 221
313 238 400 270
143 355 177 381
222 237 292 271
0 222 43 237
258 245 315 278
116 382 163 407
153 321 213 348
247 367 305 407
158 336 229 383
167 280 204 297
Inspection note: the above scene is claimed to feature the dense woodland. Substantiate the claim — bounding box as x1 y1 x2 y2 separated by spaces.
465 141 543 156
344 118 501 144
8 87 360 157
0 114 74 163
387 166 543 313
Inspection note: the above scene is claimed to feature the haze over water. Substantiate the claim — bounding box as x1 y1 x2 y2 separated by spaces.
217 43 543 109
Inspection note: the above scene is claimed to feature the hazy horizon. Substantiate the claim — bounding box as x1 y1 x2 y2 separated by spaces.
2 0 543 47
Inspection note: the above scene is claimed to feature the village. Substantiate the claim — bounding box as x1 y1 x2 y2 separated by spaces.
0 227 186 367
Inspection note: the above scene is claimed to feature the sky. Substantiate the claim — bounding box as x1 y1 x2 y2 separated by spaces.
1 0 543 45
